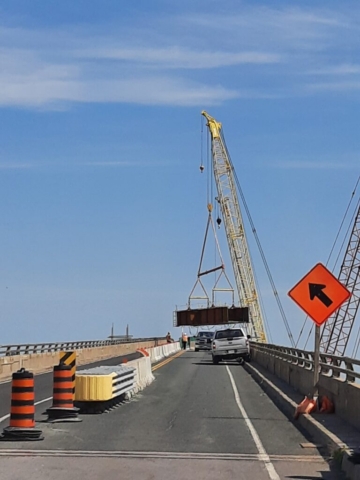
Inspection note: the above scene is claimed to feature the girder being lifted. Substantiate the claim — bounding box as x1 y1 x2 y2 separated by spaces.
202 111 267 342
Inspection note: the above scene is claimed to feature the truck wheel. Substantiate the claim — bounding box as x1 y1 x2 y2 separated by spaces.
195 348 199 352
245 354 251 363
237 357 244 365
212 356 220 365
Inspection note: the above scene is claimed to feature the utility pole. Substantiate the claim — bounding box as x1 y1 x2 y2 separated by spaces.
110 323 114 341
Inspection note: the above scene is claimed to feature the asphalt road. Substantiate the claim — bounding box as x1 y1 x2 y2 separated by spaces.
0 351 345 480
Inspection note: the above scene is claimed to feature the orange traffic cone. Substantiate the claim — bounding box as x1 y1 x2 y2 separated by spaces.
319 396 334 414
294 396 317 419
1 369 43 441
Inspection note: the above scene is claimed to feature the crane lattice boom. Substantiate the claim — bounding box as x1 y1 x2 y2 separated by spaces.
202 111 267 342
320 204 360 355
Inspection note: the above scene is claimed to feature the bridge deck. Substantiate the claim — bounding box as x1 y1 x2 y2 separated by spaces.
0 351 345 479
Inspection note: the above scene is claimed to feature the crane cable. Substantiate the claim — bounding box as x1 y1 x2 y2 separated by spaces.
200 117 225 307
221 128 295 347
298 175 360 350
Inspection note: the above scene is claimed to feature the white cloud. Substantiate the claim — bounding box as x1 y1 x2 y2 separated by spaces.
307 64 360 76
0 160 174 170
271 161 356 170
0 47 242 107
0 5 359 109
305 81 360 93
80 161 174 167
0 72 240 108
0 163 39 169
184 6 348 50
78 46 281 68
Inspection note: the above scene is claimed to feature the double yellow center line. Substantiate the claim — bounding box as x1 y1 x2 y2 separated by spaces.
152 349 185 372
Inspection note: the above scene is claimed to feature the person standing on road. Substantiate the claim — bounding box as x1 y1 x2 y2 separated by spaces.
182 332 188 350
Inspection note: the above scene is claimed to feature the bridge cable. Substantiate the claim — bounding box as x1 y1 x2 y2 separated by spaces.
299 176 360 350
351 325 360 358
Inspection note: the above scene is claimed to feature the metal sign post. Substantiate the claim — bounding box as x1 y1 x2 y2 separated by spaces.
313 325 320 398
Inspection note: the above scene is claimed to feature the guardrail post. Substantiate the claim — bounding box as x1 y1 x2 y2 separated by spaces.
345 359 356 383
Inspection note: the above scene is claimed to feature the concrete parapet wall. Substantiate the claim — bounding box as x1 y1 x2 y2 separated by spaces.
252 348 360 431
0 340 165 382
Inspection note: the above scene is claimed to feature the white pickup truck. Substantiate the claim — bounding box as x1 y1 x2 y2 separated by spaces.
211 328 251 364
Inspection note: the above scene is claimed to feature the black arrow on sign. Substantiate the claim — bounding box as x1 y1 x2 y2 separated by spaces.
309 283 333 307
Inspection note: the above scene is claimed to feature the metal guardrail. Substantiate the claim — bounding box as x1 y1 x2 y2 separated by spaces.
250 341 360 384
0 337 166 357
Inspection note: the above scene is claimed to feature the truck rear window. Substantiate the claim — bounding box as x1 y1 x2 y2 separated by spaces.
215 329 244 339
198 332 213 338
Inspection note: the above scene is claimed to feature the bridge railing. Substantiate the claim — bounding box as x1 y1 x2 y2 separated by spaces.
0 337 166 357
250 341 360 384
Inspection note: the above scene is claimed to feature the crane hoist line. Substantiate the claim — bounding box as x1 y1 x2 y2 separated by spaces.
201 111 268 343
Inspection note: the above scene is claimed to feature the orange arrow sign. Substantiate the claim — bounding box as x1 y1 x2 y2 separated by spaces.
288 263 351 326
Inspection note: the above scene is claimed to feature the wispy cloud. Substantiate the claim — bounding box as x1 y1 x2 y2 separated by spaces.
78 46 281 68
185 6 348 51
305 81 360 93
0 69 240 108
0 160 177 171
307 64 360 76
0 44 245 108
271 161 357 170
80 160 174 167
0 162 40 169
0 5 358 109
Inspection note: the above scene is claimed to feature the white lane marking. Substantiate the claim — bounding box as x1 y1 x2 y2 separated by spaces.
0 396 52 425
226 365 281 480
0 449 325 462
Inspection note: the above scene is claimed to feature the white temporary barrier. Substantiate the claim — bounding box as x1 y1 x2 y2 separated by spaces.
144 342 181 365
121 343 181 399
125 356 154 398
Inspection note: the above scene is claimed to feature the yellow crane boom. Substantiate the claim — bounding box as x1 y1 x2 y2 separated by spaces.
202 111 267 342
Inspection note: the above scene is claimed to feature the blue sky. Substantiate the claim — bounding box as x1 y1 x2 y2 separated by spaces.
1 1 359 351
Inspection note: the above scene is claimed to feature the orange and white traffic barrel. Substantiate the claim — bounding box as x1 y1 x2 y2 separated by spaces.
46 363 81 423
1 368 43 441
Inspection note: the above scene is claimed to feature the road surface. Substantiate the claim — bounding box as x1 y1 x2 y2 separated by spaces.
0 351 345 479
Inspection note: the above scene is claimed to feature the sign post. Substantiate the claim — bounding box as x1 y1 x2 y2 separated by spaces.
313 326 320 396
288 263 351 398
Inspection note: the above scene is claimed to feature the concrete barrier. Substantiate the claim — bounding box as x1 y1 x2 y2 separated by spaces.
251 345 360 431
125 342 182 398
0 340 166 382
139 342 181 366
125 356 155 398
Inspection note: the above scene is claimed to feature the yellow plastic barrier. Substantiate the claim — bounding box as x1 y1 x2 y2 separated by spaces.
75 373 115 402
75 365 135 402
